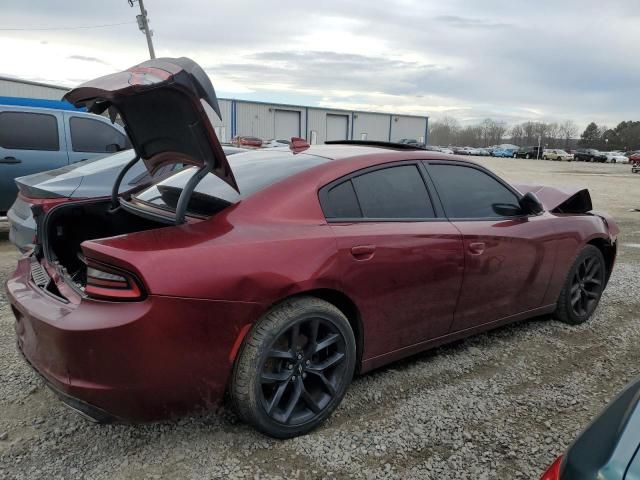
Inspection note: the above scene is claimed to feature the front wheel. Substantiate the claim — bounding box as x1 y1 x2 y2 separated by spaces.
554 245 606 325
525 153 531 159
231 297 356 438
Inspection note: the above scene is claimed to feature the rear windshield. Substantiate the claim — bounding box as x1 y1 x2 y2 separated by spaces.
134 149 328 216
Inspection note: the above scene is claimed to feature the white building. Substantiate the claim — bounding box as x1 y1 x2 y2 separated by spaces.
0 76 429 144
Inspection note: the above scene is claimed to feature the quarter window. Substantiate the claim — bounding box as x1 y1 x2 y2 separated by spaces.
428 164 521 218
69 117 130 153
0 112 59 150
324 180 361 218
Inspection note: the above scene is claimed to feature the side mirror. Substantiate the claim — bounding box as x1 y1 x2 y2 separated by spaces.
105 143 122 153
519 192 544 215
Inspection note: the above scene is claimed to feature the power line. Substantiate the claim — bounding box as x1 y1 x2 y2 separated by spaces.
0 21 136 32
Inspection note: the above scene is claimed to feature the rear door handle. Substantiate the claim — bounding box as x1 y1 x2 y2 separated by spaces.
468 242 486 255
351 245 376 260
0 156 21 164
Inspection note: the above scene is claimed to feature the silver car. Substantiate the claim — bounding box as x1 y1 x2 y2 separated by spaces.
8 146 245 252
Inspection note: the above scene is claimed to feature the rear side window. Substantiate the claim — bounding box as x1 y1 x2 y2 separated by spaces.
0 112 59 150
69 117 130 153
321 164 435 220
353 166 434 218
428 164 520 218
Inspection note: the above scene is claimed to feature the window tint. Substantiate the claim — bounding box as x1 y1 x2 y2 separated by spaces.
323 181 361 218
0 112 59 150
69 116 130 153
429 164 520 218
352 165 434 218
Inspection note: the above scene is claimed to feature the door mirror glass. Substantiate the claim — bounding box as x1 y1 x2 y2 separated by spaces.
519 192 544 215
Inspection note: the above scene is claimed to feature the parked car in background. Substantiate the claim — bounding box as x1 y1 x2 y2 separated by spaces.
574 148 606 162
8 145 245 252
454 146 480 155
540 376 640 480
492 148 516 158
397 138 418 144
543 149 573 161
438 146 454 154
476 148 491 156
514 146 544 159
262 139 291 148
232 135 263 148
602 151 628 163
0 97 130 218
631 153 640 173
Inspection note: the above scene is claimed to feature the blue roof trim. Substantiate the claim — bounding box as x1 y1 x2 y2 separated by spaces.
0 96 85 111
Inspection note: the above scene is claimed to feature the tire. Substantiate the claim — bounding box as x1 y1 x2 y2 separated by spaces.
230 296 356 438
554 245 606 325
525 153 531 159
513 153 517 158
612 159 617 164
543 156 548 160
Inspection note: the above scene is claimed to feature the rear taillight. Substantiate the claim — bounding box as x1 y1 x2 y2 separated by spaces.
20 193 77 213
540 455 563 480
85 262 144 301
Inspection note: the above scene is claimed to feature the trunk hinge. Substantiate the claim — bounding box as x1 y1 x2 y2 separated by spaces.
175 163 213 224
111 154 141 210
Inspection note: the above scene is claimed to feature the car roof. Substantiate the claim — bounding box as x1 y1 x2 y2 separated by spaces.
300 144 478 164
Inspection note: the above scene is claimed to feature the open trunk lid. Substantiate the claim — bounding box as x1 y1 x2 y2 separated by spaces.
63 57 237 192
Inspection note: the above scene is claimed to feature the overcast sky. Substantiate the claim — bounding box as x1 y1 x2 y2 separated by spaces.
1 0 637 130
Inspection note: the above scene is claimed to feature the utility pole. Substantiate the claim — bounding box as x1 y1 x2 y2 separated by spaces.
129 0 156 59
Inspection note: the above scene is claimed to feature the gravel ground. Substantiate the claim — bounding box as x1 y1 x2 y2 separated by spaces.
1 158 640 479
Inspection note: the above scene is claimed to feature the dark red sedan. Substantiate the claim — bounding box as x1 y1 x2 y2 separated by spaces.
7 58 619 438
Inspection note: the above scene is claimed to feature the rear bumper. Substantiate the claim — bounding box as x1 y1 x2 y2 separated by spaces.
7 257 264 421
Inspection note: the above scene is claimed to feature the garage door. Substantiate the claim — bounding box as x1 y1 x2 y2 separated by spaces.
274 110 300 140
326 114 349 141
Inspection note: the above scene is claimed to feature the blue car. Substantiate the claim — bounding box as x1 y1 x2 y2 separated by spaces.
0 97 130 218
492 148 516 158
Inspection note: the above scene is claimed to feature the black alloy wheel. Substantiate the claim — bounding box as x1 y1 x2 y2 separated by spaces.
231 297 356 438
569 255 603 318
555 245 606 325
259 317 347 425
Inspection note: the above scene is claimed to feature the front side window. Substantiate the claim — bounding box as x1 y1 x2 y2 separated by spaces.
428 163 521 219
69 116 130 153
0 112 59 150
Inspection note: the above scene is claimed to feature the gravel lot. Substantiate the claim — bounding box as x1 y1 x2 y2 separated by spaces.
1 157 639 479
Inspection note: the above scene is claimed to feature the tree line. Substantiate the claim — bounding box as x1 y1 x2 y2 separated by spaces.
428 117 640 151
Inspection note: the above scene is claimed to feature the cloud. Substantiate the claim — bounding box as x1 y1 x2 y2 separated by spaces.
67 55 109 65
0 0 638 130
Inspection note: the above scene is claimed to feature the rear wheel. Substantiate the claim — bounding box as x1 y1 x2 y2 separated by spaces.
525 153 531 159
231 297 356 438
554 245 606 325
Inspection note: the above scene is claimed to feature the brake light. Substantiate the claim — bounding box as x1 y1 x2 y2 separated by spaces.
85 262 144 301
540 455 563 480
20 193 77 213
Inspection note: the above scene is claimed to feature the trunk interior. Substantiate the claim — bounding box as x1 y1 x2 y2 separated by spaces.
42 199 166 288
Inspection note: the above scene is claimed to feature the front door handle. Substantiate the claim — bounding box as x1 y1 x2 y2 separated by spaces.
468 242 486 255
351 245 376 260
0 156 21 164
